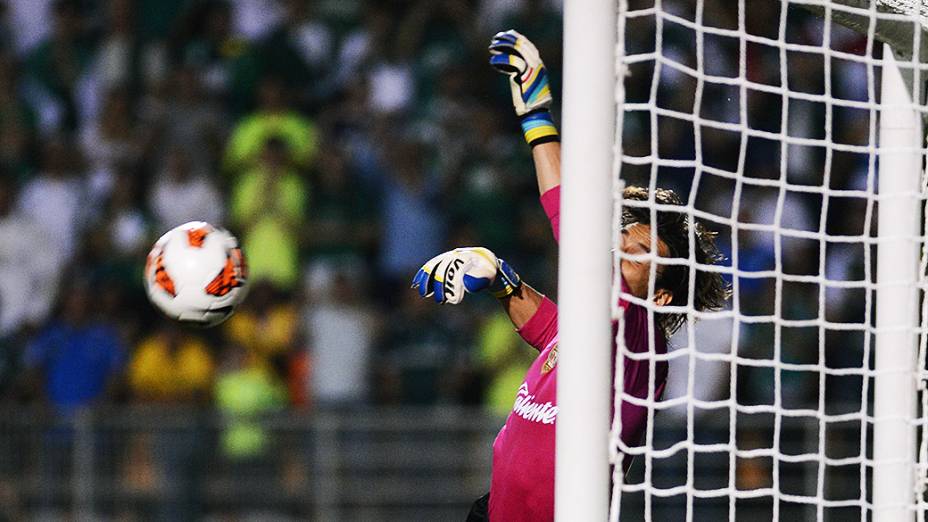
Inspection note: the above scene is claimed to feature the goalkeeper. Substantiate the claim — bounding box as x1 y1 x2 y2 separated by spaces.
412 31 730 522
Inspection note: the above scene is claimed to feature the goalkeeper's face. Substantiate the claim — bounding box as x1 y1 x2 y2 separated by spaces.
620 223 673 306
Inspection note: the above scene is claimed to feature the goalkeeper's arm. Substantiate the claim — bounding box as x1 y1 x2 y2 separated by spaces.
489 30 562 196
497 282 545 329
530 140 560 197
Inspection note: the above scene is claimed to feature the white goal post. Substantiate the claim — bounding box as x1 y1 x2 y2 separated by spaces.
557 1 928 520
556 0 616 520
874 44 921 522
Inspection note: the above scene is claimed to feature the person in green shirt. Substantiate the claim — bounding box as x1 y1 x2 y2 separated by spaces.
214 342 287 460
224 76 318 172
230 136 308 291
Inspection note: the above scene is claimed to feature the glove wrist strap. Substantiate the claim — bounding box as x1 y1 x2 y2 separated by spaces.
520 109 560 147
490 259 523 299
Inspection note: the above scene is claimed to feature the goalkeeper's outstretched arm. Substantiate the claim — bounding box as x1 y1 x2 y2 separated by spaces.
489 30 562 196
531 142 560 196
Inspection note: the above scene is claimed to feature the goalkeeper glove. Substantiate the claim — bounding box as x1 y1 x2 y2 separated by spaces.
488 29 559 147
411 247 522 304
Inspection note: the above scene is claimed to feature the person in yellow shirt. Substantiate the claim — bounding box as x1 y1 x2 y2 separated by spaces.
129 323 214 403
223 280 299 373
126 321 215 520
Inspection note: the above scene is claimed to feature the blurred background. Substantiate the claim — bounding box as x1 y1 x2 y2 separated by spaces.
0 0 877 519
0 0 560 519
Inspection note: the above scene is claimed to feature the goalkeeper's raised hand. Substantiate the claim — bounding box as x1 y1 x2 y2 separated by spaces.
489 29 559 147
411 247 522 304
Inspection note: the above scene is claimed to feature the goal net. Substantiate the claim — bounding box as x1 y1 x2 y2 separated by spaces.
609 1 928 520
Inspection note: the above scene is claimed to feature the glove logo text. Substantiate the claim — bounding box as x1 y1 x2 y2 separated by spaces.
444 257 465 300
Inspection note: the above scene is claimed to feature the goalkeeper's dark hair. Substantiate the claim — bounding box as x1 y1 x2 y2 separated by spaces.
622 185 731 338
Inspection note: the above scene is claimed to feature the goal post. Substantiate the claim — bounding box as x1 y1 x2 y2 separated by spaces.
555 0 928 519
556 0 617 520
873 44 920 521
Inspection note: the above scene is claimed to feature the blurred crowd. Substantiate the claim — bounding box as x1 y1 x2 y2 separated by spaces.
0 0 889 515
0 0 563 426
0 0 883 433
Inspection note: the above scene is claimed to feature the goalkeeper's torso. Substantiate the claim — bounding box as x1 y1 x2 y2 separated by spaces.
488 294 667 522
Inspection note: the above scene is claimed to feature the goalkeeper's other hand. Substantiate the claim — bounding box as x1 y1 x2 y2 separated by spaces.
489 29 553 116
411 247 522 304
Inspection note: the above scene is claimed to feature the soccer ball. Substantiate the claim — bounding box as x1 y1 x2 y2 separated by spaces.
144 222 248 327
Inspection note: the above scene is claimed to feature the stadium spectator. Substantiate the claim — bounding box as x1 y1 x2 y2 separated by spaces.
375 290 463 405
395 0 478 90
257 0 337 110
127 321 213 521
230 135 308 290
474 312 536 417
3 0 52 57
21 282 126 414
510 200 558 293
0 331 23 402
95 0 141 92
364 50 415 116
227 0 285 41
69 171 150 341
149 146 224 232
171 0 249 100
0 51 37 182
303 147 377 265
333 5 392 91
142 65 229 174
377 139 446 297
223 75 318 172
446 105 524 247
16 136 85 261
98 183 152 273
0 177 60 335
214 340 286 460
129 322 215 403
19 280 125 516
24 0 95 131
80 87 144 205
305 266 377 407
223 280 299 375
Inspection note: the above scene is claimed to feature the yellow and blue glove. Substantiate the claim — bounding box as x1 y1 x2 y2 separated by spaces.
411 247 522 304
489 29 559 147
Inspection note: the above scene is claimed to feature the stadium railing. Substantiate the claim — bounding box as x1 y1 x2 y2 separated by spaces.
0 404 859 520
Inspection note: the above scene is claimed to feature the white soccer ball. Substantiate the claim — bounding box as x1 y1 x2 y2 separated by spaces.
144 222 248 327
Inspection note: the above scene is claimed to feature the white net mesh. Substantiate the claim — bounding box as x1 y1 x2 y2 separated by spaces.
880 0 928 28
611 1 928 520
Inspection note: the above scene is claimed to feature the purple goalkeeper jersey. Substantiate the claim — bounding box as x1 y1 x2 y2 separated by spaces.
488 186 668 522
